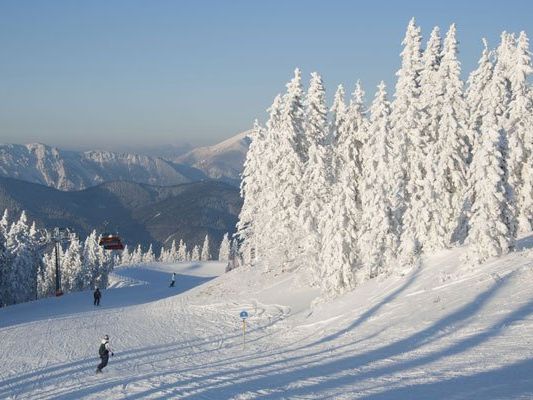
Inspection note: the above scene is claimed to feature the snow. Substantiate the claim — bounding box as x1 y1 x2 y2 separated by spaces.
0 143 190 190
1 237 533 399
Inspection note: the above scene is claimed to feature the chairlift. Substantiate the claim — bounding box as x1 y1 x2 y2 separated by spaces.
98 234 125 251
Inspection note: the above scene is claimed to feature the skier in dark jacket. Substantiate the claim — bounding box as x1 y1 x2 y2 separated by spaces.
96 334 114 373
93 288 101 306
169 273 176 287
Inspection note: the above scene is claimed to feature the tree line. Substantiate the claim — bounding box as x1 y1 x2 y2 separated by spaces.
236 19 532 296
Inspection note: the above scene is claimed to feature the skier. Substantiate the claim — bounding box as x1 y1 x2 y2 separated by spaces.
169 272 176 287
93 288 101 306
96 334 114 373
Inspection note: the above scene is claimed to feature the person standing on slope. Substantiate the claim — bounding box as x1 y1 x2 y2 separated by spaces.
96 334 114 373
169 272 176 287
93 288 101 306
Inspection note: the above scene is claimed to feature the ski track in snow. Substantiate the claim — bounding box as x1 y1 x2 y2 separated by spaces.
1 239 533 399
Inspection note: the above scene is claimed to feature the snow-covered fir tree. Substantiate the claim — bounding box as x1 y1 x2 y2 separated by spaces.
37 251 56 299
466 39 494 157
507 31 533 232
427 24 470 248
359 82 399 279
191 245 200 262
168 240 178 262
467 36 519 263
218 233 231 262
236 122 268 265
201 235 211 261
120 244 131 265
330 85 347 143
0 226 7 306
299 72 332 278
391 18 425 266
143 244 156 263
5 212 39 304
130 245 143 265
178 239 188 262
62 237 84 292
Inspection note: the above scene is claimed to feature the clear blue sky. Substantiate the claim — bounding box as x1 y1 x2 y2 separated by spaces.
0 0 531 150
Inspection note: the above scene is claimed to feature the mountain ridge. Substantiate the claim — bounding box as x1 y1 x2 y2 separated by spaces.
0 176 242 251
0 131 250 191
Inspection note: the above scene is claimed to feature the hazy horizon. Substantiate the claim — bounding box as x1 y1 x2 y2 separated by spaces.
1 0 532 149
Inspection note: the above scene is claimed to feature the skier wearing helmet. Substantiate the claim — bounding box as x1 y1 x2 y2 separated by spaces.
96 334 114 373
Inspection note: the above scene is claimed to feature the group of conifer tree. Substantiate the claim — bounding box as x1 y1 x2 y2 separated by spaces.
0 210 114 306
236 19 532 295
0 207 234 306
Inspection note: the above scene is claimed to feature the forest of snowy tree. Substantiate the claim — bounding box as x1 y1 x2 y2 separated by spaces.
236 19 533 296
0 207 232 307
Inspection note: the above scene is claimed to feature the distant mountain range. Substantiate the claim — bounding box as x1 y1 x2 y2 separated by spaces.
0 177 242 252
0 131 251 191
173 130 252 186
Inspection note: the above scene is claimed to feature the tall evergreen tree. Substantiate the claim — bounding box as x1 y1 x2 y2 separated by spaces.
467 111 516 263
359 82 399 278
201 235 211 261
507 31 533 232
330 84 347 143
466 38 494 158
191 245 200 262
6 212 38 304
428 24 469 248
178 239 188 262
299 72 331 278
62 237 84 292
391 18 425 266
218 233 231 262
143 244 156 263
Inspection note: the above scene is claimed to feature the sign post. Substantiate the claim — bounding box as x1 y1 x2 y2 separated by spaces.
240 310 248 350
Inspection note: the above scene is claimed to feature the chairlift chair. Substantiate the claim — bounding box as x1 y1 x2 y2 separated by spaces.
98 234 125 251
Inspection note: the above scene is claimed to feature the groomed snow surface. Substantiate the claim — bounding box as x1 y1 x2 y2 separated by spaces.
1 235 533 399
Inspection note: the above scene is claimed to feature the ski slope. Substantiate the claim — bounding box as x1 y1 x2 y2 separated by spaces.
1 235 533 399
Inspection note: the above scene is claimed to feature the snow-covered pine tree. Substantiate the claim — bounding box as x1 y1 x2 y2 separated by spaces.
330 84 347 144
62 237 84 292
158 246 168 262
130 244 143 265
5 212 38 304
84 231 100 288
95 240 114 289
333 81 367 219
359 82 399 279
391 18 425 266
143 244 156 263
427 24 470 248
236 121 268 265
299 72 332 278
248 69 308 271
419 26 442 145
37 252 56 298
201 235 211 261
178 239 187 262
318 83 367 293
120 244 131 265
468 63 516 263
218 233 230 262
191 245 200 261
0 226 7 306
0 209 9 237
466 38 494 158
507 31 533 232
341 81 368 166
169 240 178 262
